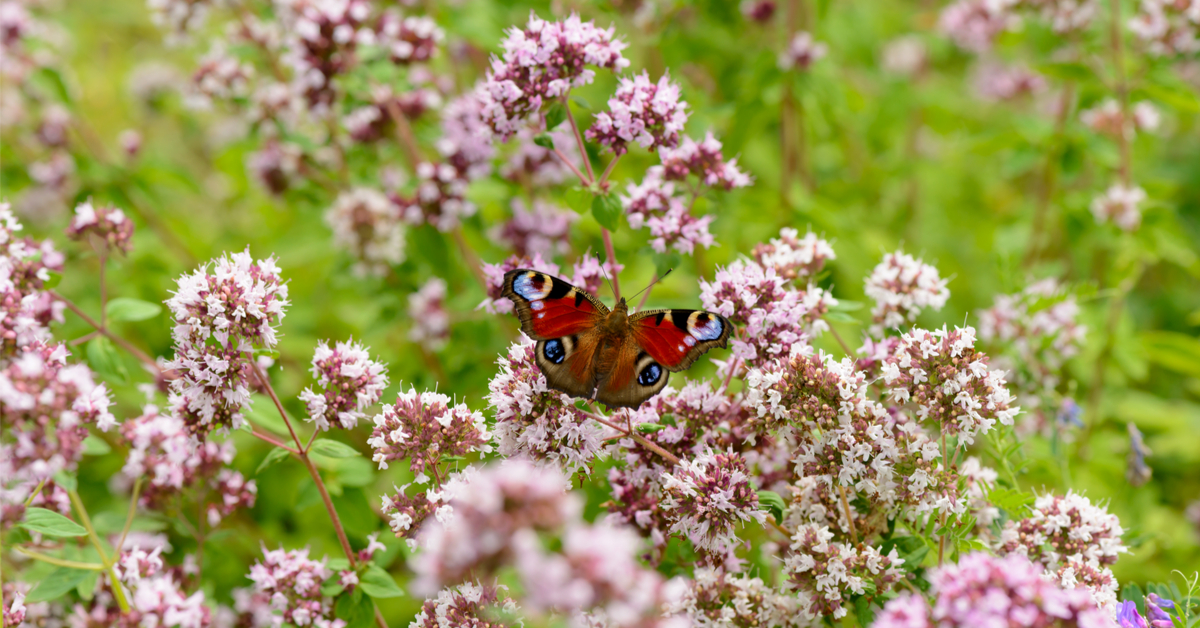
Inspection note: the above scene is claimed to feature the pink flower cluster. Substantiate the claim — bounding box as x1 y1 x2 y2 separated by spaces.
325 187 407 277
247 546 342 628
779 32 827 70
1080 99 1161 137
973 62 1045 101
367 388 491 474
500 127 579 186
665 567 803 626
492 198 576 258
661 450 765 553
437 89 495 181
587 72 690 156
299 339 388 431
1 204 64 360
622 167 716 255
65 201 135 254
393 162 476 233
872 552 1113 628
164 250 289 438
752 228 835 282
376 12 443 65
482 13 630 139
784 524 905 619
487 339 608 473
1129 0 1200 56
1091 183 1146 232
659 131 752 190
864 251 950 337
411 582 521 628
407 278 450 351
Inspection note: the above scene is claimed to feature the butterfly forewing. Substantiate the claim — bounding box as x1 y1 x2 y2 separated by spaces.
629 309 732 372
501 269 609 340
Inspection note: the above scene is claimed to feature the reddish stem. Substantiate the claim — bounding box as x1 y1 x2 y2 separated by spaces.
563 97 595 182
552 147 590 186
51 291 159 370
602 229 622 300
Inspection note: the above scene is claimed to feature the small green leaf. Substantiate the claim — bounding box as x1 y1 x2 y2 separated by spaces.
86 337 128 385
43 271 63 290
359 564 404 599
825 311 861 324
310 440 362 459
76 570 99 600
545 102 568 129
20 507 88 537
564 187 593 214
53 471 77 492
855 595 876 626
533 132 555 149
105 298 163 322
256 447 292 475
592 193 623 231
570 95 591 110
988 486 1035 520
82 435 111 456
830 300 865 312
27 567 91 603
245 394 291 435
335 589 375 628
636 422 666 434
757 490 786 524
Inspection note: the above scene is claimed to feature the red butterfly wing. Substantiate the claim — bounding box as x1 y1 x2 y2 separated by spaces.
629 309 732 371
501 269 608 339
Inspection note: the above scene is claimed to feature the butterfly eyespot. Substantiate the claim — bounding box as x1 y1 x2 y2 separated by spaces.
637 362 663 386
687 311 725 341
531 301 544 311
543 339 566 364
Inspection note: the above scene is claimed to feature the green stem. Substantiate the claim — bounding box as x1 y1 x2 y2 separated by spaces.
14 548 104 571
68 489 130 613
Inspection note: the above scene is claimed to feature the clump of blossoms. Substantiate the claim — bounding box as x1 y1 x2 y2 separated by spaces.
665 567 804 627
779 32 827 70
381 466 478 549
492 199 576 258
660 449 765 553
587 71 689 156
784 524 905 619
1080 99 1161 137
299 339 388 431
486 338 609 473
437 88 495 180
753 228 835 282
882 326 1019 444
1129 0 1200 56
65 201 134 254
325 187 406 277
864 251 950 337
376 12 443 65
164 250 289 438
408 278 450 351
1090 183 1146 232
410 582 521 628
997 491 1126 609
247 546 341 628
1 203 65 359
622 167 716 255
481 13 630 139
368 388 491 474
394 161 476 232
659 131 752 190
973 62 1046 101
872 552 1112 628
938 0 1015 52
501 127 580 186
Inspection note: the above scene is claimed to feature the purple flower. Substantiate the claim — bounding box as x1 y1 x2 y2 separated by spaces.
864 251 949 337
367 388 491 474
411 582 521 628
491 198 576 258
938 0 1014 52
1146 594 1178 628
661 450 765 552
500 127 579 186
247 546 342 628
375 11 442 65
621 167 716 255
658 131 752 190
587 71 689 156
778 32 827 70
120 406 244 511
1118 601 1150 628
973 62 1046 101
438 88 495 181
325 187 406 277
65 201 134 254
408 278 450 351
752 228 835 282
393 161 476 232
299 339 389 431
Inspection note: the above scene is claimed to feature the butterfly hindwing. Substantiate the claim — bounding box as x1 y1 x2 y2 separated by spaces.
501 269 609 340
533 335 598 399
594 337 670 409
629 309 731 372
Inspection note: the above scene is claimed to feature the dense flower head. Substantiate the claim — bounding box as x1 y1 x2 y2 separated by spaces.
344 85 442 143
882 35 927 76
939 0 1015 52
784 524 905 619
186 43 253 109
660 450 764 553
1 206 64 361
752 228 835 282
280 0 374 112
299 339 388 431
1129 0 1200 56
325 187 406 277
479 252 560 314
375 11 443 65
973 62 1046 101
882 326 1019 443
411 459 578 593
665 567 804 627
65 200 134 254
658 131 751 190
248 546 341 628
1081 99 1161 137
745 350 867 429
164 250 288 438
437 88 495 181
586 71 689 156
1090 183 1146 232
411 582 521 628
997 491 1126 609
408 278 451 351
492 198 576 258
1 341 115 481
368 388 490 474
206 468 257 526
621 167 716 255
872 552 1114 628
486 339 608 473
393 161 476 232
1025 0 1097 32
2 588 25 628
248 139 302 195
779 32 827 70
864 251 950 337
482 12 630 139
381 483 438 548
500 126 579 186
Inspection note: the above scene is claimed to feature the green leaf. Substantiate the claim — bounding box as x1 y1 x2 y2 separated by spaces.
359 564 404 599
545 102 568 129
256 447 292 475
53 471 77 492
1141 331 1200 378
310 440 362 459
27 567 91 603
592 193 623 231
105 298 163 322
76 570 99 600
82 435 111 456
1035 61 1093 82
988 486 1035 520
636 422 666 433
533 132 555 149
570 95 591 110
86 337 128 385
42 270 63 290
825 311 861 324
757 490 786 524
335 589 375 628
32 67 73 104
20 507 88 537
245 394 291 435
563 187 593 214
855 594 876 626
829 300 865 312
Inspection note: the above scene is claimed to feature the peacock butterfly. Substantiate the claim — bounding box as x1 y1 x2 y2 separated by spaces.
501 268 732 409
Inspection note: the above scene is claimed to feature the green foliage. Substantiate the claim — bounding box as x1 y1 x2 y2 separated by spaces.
20 508 88 538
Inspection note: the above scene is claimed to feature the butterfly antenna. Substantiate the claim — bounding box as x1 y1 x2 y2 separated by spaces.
628 268 673 304
598 260 618 300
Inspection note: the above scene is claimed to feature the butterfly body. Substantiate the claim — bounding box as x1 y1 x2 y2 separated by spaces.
501 269 731 408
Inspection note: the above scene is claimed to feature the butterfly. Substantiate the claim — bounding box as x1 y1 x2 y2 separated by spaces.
501 268 732 409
